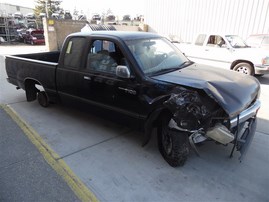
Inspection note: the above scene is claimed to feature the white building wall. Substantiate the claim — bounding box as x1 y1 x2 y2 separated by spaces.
144 0 269 42
0 3 33 16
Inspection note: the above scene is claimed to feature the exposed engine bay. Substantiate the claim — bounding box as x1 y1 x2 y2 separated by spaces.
163 88 259 160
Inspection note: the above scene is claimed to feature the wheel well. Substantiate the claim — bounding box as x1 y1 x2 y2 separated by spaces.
153 108 172 127
230 60 254 70
142 107 172 146
24 79 44 102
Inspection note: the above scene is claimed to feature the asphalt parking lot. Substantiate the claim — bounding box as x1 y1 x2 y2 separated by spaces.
0 45 269 201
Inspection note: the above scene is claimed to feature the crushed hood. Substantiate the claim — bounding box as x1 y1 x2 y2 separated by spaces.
152 64 260 117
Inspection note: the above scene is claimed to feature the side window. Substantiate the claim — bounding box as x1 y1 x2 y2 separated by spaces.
86 39 125 74
207 35 225 47
194 34 206 46
64 37 86 69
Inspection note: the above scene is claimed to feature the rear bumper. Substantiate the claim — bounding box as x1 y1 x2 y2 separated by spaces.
33 39 45 45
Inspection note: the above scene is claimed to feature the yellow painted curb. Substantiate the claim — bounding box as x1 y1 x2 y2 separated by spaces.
1 104 98 202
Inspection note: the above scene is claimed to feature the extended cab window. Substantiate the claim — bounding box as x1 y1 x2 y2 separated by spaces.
64 37 86 69
86 39 124 74
194 34 206 46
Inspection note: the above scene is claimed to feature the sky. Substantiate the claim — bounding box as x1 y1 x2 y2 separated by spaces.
0 0 145 17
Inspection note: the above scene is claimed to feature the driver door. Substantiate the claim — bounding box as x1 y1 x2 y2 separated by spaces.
201 35 233 69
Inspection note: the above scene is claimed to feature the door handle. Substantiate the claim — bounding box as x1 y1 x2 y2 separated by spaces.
83 76 91 80
118 87 137 95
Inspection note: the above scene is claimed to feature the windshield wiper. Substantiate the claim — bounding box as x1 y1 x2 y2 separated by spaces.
150 61 193 76
148 67 180 76
178 60 193 68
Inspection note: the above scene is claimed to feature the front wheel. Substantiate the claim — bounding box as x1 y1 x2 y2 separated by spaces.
232 62 254 75
37 91 49 107
158 115 190 167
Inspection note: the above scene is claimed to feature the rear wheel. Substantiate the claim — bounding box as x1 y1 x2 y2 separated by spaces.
158 115 190 167
37 91 49 107
232 62 254 75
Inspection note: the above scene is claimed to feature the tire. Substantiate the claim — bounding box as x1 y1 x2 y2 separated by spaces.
37 91 49 107
232 62 254 75
158 115 190 167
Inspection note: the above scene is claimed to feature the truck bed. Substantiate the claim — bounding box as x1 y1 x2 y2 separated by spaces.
10 51 60 63
5 51 59 94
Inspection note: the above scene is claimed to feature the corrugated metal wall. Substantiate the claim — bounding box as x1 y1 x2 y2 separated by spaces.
144 0 269 42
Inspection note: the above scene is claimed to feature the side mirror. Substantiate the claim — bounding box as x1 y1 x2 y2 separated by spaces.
116 65 131 79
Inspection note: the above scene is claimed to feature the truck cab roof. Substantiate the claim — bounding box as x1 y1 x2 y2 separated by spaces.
68 31 162 41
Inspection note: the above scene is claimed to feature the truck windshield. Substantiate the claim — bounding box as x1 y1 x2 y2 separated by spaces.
125 38 189 76
225 35 249 48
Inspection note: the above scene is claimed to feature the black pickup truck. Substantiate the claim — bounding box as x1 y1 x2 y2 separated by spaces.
5 31 261 167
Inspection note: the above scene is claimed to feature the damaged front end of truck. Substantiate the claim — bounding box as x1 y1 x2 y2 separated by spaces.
159 86 260 166
143 62 262 167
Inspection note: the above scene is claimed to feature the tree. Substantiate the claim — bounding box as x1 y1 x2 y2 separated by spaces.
123 15 131 21
34 0 62 18
105 9 115 22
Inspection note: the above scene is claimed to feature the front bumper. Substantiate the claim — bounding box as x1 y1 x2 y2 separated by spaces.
230 100 261 128
230 99 260 160
254 65 269 74
237 117 257 161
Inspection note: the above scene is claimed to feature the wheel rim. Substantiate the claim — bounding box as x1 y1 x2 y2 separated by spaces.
162 126 173 155
236 66 250 75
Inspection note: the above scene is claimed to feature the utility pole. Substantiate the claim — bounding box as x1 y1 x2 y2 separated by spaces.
45 0 49 18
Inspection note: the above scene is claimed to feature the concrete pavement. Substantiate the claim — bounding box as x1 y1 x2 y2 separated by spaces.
1 45 269 201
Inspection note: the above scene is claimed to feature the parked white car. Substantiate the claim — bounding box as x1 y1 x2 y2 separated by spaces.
174 34 269 76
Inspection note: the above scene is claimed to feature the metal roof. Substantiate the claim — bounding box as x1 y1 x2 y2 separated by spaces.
88 24 116 31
